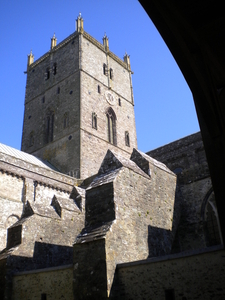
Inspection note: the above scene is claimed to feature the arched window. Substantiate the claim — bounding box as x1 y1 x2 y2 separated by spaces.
106 107 117 145
53 63 57 75
103 63 108 76
46 110 54 143
125 131 130 147
202 188 222 247
57 86 60 94
45 67 50 80
29 131 34 147
63 112 69 129
98 85 101 94
110 68 113 80
92 113 97 130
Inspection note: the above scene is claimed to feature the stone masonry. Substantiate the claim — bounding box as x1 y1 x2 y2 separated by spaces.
73 149 176 299
147 132 223 252
21 16 137 179
0 15 224 300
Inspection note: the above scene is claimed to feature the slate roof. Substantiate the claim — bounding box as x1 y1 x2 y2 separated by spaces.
0 142 57 170
75 221 113 243
22 201 60 220
53 196 80 212
98 150 150 179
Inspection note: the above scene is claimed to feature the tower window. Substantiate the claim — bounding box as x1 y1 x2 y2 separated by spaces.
42 96 45 104
118 98 121 106
41 294 47 300
53 63 57 75
46 111 54 143
57 87 60 94
103 63 108 76
110 68 113 80
63 112 69 129
125 131 130 147
92 113 97 130
29 131 34 147
106 107 117 145
98 85 101 94
45 68 50 80
165 289 175 300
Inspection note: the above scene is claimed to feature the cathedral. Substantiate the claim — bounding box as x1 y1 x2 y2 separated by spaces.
0 15 224 300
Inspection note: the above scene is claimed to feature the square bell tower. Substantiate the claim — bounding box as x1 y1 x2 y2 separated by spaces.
21 15 137 179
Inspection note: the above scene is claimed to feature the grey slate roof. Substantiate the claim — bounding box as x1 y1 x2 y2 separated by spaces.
75 221 113 243
0 142 57 170
98 150 150 179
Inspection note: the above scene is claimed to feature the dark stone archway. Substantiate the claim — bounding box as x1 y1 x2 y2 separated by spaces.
139 0 225 243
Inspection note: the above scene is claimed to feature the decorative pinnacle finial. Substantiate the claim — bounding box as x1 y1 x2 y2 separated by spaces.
103 33 109 51
76 12 84 33
51 33 57 49
27 49 34 68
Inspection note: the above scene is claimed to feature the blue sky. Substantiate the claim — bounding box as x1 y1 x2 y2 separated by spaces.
0 0 199 153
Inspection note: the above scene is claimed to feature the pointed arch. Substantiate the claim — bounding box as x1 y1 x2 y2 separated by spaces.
201 188 222 247
46 108 55 143
106 107 117 145
92 112 97 130
29 131 34 147
125 131 130 147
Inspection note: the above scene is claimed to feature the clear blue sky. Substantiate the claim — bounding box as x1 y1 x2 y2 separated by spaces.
0 0 199 153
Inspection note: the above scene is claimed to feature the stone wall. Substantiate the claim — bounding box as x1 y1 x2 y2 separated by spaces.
114 246 225 299
12 265 73 300
147 132 222 252
21 25 137 179
0 172 24 251
22 44 81 174
0 145 78 252
79 32 137 178
73 149 177 298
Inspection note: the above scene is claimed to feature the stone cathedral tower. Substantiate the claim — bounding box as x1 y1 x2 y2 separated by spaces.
21 15 137 179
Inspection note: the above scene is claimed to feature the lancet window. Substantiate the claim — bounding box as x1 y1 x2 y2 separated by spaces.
106 107 117 145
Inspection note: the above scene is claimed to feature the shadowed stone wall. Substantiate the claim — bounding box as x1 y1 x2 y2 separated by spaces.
147 132 223 252
113 246 225 300
12 265 73 300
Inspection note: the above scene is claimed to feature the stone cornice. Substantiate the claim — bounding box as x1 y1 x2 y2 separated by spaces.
0 155 77 193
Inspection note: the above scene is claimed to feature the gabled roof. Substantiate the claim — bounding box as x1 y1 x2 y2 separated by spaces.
131 148 175 176
87 150 150 189
22 200 60 220
52 195 81 213
98 150 149 178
